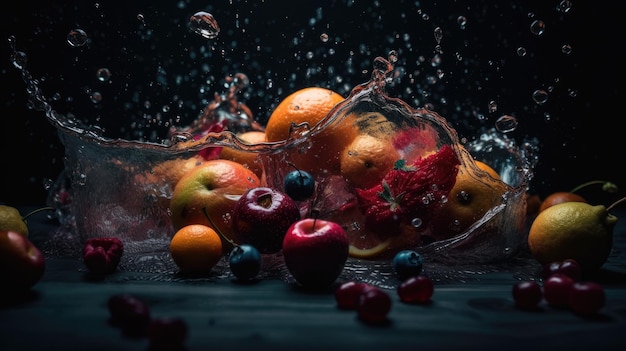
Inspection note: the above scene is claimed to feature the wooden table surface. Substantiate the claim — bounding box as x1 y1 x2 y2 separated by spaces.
2 206 626 351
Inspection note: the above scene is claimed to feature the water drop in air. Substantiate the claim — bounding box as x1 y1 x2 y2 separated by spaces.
529 20 545 36
532 89 549 105
495 115 518 133
67 29 88 47
189 11 220 39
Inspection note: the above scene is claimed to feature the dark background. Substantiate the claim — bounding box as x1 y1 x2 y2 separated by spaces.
1 0 625 207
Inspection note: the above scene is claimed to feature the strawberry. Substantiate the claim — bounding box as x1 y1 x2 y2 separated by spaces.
356 144 459 234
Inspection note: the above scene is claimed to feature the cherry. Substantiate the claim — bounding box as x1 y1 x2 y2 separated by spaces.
542 259 581 281
569 281 606 316
543 274 575 309
228 244 262 281
357 286 392 324
147 317 188 350
334 281 374 310
512 280 542 310
392 249 423 281
107 294 151 337
397 275 434 304
284 165 315 201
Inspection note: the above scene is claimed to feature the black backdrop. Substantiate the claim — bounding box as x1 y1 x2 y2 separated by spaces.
1 0 625 207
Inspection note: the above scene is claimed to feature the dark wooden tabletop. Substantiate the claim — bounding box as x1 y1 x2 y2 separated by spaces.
2 206 626 351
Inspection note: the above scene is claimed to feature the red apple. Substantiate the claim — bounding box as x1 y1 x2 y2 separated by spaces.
232 187 301 254
169 159 261 249
282 218 349 288
0 229 46 292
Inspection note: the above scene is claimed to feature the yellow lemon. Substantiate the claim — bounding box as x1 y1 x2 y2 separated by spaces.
528 202 617 276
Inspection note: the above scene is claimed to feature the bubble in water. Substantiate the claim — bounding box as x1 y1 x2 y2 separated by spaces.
96 68 112 82
320 33 329 42
495 115 518 133
532 89 549 105
189 11 220 39
529 20 545 36
67 29 88 47
488 100 498 113
516 47 527 57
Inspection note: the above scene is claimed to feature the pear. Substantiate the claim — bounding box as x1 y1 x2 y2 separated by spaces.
0 205 29 237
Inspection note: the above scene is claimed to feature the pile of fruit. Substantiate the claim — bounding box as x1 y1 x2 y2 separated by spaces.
159 84 520 281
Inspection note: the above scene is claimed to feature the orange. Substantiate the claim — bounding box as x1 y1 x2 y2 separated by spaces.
219 130 266 178
264 87 357 174
538 191 586 213
430 159 508 241
170 224 223 274
528 202 616 275
169 159 261 249
339 134 400 189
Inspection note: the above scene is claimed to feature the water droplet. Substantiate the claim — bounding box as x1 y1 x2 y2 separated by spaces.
67 29 88 47
434 27 443 44
529 20 545 36
90 91 103 104
488 101 498 113
411 218 423 228
388 50 399 63
320 33 329 42
532 89 549 105
561 44 572 55
495 115 518 133
96 67 111 82
516 47 527 57
10 50 27 69
457 16 467 29
557 0 573 13
189 11 220 39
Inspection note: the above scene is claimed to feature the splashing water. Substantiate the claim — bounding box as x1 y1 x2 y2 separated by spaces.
7 2 560 285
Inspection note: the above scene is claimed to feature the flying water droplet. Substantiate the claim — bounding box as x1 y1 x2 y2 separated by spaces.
67 29 88 47
96 68 111 82
532 89 549 105
189 11 220 39
529 20 545 36
434 27 443 44
495 115 518 133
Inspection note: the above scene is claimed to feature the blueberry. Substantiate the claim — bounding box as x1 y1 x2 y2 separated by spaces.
229 244 262 280
284 169 315 201
392 249 423 281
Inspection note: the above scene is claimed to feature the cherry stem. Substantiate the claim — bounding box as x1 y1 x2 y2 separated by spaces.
202 207 237 247
607 197 626 212
287 161 302 177
570 180 619 194
22 206 55 220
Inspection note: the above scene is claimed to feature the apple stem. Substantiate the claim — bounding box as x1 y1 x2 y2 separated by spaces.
22 206 55 220
570 180 619 194
606 197 626 212
202 207 238 247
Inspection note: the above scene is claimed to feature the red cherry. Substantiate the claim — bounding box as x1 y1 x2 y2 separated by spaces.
334 281 373 310
512 280 542 310
397 275 434 304
569 281 605 316
357 287 392 324
543 274 575 308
